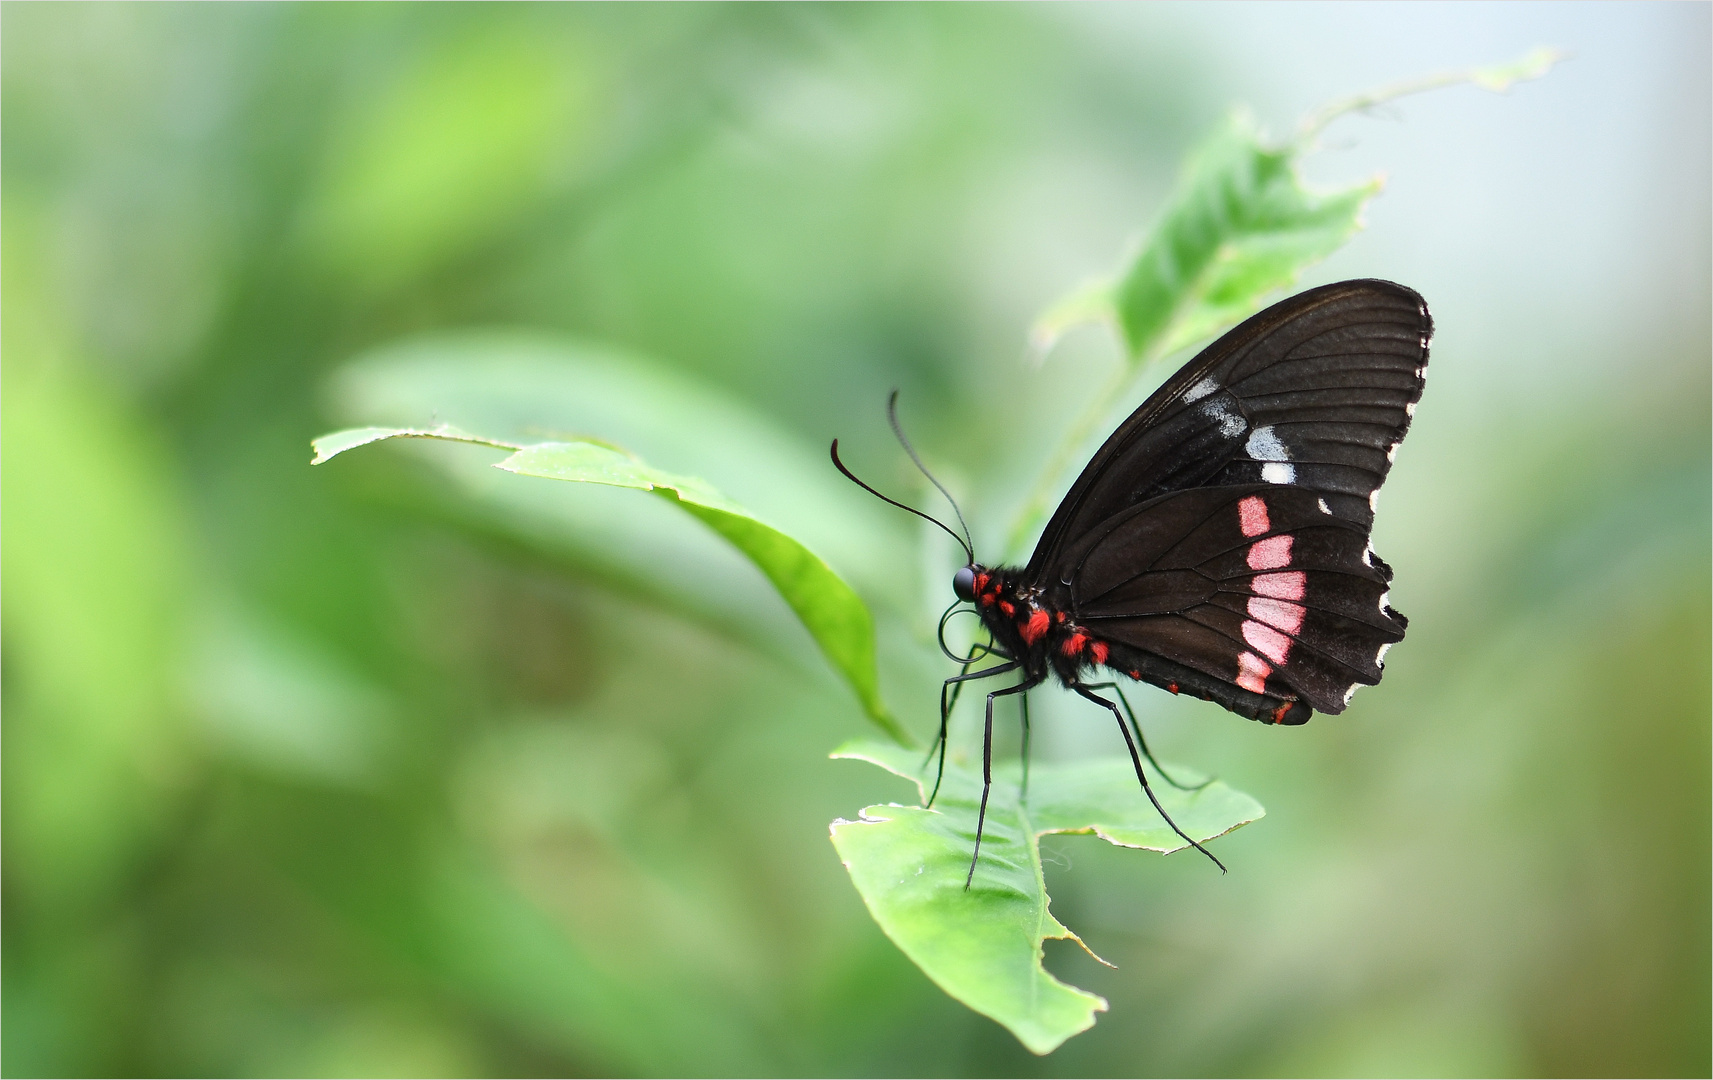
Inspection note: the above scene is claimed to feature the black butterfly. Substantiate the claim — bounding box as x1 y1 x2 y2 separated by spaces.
833 279 1431 881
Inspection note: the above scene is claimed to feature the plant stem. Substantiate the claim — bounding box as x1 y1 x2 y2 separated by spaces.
1297 46 1563 143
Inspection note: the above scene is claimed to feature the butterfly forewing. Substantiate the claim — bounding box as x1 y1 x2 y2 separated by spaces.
1025 279 1429 584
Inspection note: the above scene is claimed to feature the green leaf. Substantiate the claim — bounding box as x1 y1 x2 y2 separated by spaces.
1058 109 1380 365
312 426 907 745
326 332 910 612
309 423 520 463
829 740 1264 1054
1030 48 1562 364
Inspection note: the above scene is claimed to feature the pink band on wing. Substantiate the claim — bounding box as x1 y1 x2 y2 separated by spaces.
1236 650 1272 693
1242 619 1293 665
1238 495 1270 537
1252 570 1307 600
1248 596 1306 635
1247 535 1294 570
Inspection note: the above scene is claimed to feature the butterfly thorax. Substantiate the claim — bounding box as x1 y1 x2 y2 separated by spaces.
957 565 1104 685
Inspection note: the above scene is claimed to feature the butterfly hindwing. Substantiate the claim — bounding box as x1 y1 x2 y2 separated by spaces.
1068 485 1405 714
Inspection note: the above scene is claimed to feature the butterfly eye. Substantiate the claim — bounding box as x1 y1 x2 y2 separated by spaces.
952 566 977 602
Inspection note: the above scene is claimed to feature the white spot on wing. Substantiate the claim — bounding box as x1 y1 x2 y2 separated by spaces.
1376 642 1392 668
1262 462 1295 484
1183 376 1219 403
1405 402 1416 417
1386 442 1399 463
1317 498 1331 515
1343 683 1361 706
1378 589 1390 613
1369 488 1381 511
1245 426 1290 462
1218 410 1247 438
1362 544 1375 568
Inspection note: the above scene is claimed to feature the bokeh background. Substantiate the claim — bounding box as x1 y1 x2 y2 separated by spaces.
5 3 1708 1076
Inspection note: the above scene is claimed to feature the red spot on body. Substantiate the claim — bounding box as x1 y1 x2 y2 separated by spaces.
1020 609 1050 644
1089 641 1109 665
1060 632 1089 658
998 600 1015 616
1238 495 1270 537
1237 651 1272 693
1167 682 1179 694
1130 670 1143 680
1054 611 1066 624
974 572 990 593
1247 535 1294 571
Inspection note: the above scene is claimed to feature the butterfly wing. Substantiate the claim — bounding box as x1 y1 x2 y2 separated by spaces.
1025 279 1430 583
1025 279 1429 714
1071 485 1404 714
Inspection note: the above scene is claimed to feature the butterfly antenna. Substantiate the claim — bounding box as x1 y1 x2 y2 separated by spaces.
887 391 976 562
830 439 974 563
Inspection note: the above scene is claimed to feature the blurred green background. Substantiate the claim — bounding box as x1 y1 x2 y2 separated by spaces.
4 3 1708 1076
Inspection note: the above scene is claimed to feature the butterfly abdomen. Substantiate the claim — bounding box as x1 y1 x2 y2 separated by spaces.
971 560 1313 726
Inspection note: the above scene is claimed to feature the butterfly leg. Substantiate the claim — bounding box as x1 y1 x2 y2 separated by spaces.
942 635 1010 723
932 636 1012 770
925 658 976 772
1080 681 1213 793
967 676 1040 889
1018 690 1032 800
1073 684 1227 873
929 661 1019 809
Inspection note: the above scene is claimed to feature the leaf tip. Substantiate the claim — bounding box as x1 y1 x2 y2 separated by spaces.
1029 276 1117 365
1473 45 1567 92
1025 326 1060 367
1049 923 1117 970
309 426 399 466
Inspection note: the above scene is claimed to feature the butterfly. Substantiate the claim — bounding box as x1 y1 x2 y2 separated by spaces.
832 278 1431 882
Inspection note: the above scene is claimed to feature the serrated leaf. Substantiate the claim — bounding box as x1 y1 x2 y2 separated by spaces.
1035 48 1562 363
326 332 909 611
309 423 515 464
1112 110 1380 363
1031 111 1379 363
830 739 1264 1054
312 427 906 744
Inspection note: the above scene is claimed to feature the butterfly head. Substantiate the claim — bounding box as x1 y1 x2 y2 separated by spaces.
952 565 979 603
